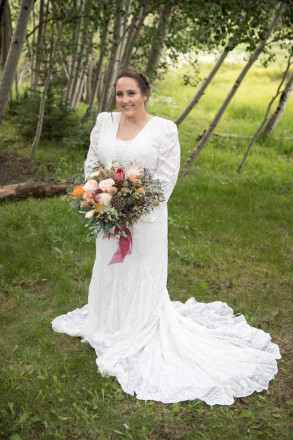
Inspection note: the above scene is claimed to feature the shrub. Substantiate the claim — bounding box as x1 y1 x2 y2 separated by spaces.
7 85 81 142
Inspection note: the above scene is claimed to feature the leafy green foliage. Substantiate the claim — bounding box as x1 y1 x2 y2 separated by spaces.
6 85 90 146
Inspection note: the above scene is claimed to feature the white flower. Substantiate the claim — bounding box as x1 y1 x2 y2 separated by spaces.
104 159 118 171
126 161 144 178
90 171 100 178
99 193 112 206
85 209 95 219
99 178 115 192
83 179 98 192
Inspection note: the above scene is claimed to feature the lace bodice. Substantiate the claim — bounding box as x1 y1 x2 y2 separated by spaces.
84 112 180 202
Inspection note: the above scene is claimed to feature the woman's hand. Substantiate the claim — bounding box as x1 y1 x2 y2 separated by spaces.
131 215 140 225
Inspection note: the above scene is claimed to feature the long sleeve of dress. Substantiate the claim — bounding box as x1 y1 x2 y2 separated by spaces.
141 119 180 223
84 112 106 179
155 119 181 202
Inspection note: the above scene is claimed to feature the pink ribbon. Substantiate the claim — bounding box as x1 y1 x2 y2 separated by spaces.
103 229 132 265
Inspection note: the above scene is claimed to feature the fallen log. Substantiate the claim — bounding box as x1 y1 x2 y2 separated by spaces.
0 182 70 201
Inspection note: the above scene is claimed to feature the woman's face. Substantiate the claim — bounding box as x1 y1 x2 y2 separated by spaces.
115 77 147 118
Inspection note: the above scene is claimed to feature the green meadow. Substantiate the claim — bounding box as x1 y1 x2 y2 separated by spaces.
0 57 292 439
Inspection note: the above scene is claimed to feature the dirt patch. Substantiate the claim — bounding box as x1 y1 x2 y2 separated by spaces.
0 153 37 186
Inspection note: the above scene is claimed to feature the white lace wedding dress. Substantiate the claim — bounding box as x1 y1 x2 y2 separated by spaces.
52 112 281 405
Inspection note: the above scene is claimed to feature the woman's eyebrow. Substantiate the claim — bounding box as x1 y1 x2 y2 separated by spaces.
116 89 136 92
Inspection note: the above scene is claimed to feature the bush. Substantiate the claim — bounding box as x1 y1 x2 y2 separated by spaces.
7 86 82 143
62 122 92 150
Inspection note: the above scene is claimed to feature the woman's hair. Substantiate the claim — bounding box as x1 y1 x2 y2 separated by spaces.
111 69 151 111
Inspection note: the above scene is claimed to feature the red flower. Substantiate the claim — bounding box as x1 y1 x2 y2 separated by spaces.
113 169 125 181
93 188 103 202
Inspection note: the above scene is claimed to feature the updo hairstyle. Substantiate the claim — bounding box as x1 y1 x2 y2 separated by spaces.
113 69 151 108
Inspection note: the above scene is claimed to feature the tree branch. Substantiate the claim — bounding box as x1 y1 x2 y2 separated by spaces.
26 13 90 39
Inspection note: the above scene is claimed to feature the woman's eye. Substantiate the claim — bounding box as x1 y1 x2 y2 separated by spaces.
129 92 135 96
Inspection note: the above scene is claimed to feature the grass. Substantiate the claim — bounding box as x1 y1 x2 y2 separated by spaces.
0 55 293 439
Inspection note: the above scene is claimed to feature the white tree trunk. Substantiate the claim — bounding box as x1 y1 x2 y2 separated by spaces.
85 21 109 120
262 70 293 136
99 0 126 112
119 4 147 70
109 3 129 96
30 19 67 157
71 24 95 109
14 71 19 99
183 2 285 168
237 55 293 172
145 4 172 81
30 3 36 88
175 42 235 126
0 0 34 126
66 0 82 104
67 0 87 108
0 0 12 71
85 58 93 103
31 0 45 91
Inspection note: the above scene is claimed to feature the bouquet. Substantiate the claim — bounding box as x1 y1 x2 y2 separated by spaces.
64 160 165 264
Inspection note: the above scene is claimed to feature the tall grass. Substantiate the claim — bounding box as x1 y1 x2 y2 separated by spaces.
0 58 292 439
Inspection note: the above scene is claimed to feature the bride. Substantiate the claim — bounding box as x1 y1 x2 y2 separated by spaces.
52 69 280 405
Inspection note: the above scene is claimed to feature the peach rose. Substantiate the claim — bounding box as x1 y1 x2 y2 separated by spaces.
99 178 115 192
83 179 98 192
128 173 138 182
138 187 145 194
83 191 93 201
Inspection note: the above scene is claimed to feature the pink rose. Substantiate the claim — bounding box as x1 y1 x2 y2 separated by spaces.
83 179 98 192
113 169 125 181
83 191 93 201
99 178 115 192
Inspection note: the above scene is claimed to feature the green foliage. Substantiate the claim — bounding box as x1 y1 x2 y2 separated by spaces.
6 86 90 147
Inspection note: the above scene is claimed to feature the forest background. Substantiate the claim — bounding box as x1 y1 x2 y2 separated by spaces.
0 0 292 439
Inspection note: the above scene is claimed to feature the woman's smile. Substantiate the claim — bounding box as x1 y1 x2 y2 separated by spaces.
115 77 146 118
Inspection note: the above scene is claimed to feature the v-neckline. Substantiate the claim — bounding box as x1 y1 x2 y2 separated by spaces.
115 113 157 142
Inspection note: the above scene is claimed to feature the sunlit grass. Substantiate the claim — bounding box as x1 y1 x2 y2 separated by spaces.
151 53 293 142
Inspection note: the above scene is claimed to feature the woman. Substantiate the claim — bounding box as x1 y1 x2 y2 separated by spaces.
52 69 280 405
